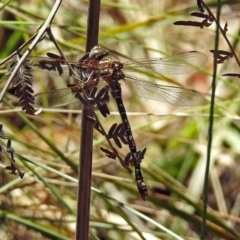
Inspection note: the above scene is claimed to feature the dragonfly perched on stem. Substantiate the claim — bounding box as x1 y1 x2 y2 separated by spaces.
4 46 207 200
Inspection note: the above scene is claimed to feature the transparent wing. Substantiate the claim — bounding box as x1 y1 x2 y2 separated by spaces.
124 75 207 106
123 51 207 75
28 57 83 82
34 81 107 109
34 88 82 109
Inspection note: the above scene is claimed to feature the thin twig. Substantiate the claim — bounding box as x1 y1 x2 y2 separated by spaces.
200 0 240 67
92 112 132 173
0 130 24 178
46 27 81 82
0 34 38 66
0 0 62 102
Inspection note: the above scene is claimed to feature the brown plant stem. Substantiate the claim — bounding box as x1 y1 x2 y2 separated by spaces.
75 0 101 239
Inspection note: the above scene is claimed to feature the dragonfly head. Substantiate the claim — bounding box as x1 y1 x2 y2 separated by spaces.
89 45 109 60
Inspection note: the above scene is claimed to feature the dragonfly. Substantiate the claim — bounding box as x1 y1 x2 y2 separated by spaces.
6 46 208 200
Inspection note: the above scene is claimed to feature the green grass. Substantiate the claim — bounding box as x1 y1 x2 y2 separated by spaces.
0 1 240 239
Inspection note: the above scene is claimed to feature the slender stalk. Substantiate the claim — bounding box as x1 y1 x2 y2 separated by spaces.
75 1 101 239
201 1 221 239
201 0 240 68
0 0 62 102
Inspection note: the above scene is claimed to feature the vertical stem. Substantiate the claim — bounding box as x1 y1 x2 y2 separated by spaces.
75 1 101 239
201 1 221 239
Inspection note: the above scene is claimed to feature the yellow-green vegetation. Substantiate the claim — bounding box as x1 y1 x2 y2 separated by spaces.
0 1 240 239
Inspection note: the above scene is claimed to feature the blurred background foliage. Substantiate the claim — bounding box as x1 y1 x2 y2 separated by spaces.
0 0 240 239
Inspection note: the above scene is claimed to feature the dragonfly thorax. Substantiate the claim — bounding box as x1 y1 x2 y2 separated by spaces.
97 57 124 83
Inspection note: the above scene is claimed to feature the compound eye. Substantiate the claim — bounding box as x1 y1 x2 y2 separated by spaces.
113 62 122 70
89 45 109 60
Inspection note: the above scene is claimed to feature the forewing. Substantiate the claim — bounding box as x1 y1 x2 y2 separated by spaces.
31 57 85 80
123 51 207 75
